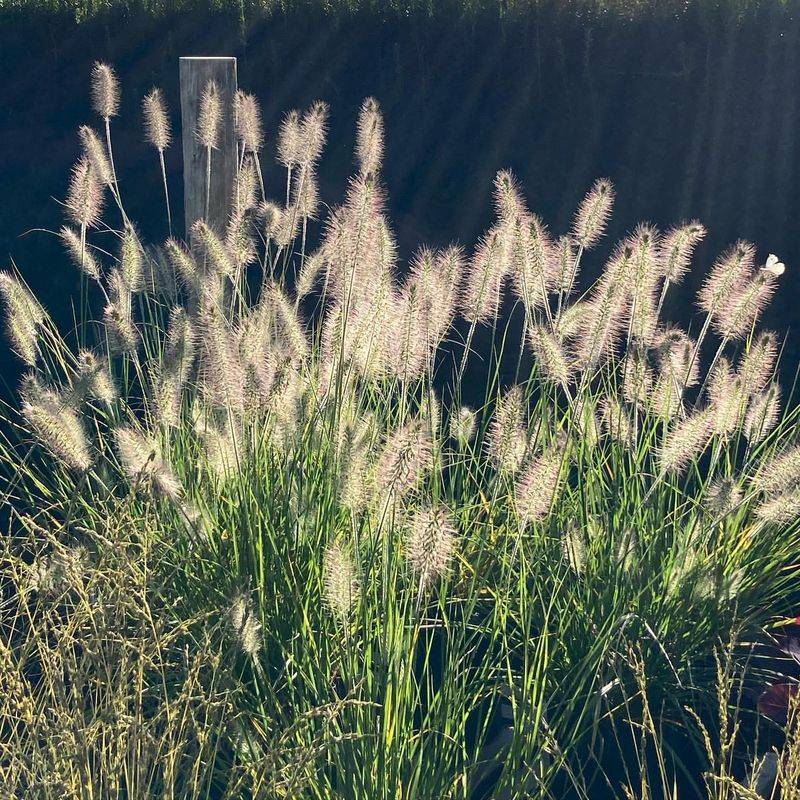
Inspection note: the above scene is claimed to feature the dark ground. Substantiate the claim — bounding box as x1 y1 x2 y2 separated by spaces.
1 3 799 397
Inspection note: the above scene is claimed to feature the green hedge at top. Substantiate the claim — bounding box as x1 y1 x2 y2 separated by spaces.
0 0 789 22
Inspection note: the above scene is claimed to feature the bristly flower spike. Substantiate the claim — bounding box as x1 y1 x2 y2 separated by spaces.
450 406 477 447
744 383 781 444
78 125 114 187
278 110 302 169
234 90 263 154
405 506 458 591
91 62 120 120
356 97 384 176
120 225 144 293
72 349 117 405
21 381 93 473
571 178 614 249
143 87 173 234
323 541 358 620
0 272 45 366
487 385 528 473
299 101 329 166
737 330 778 397
227 590 263 658
515 449 564 523
197 80 222 151
197 80 222 221
658 221 706 285
143 88 171 151
658 408 714 474
59 226 101 282
65 157 105 229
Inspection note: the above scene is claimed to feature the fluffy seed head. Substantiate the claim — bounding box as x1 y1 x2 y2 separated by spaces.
653 327 699 387
197 80 222 150
600 396 636 448
697 241 755 317
163 305 196 384
103 269 137 354
356 97 384 176
234 90 263 153
450 406 477 446
78 125 113 186
104 302 138 353
299 101 329 165
562 527 587 573
551 235 579 297
658 221 706 283
658 409 714 474
461 230 508 324
493 170 526 224
292 167 320 220
60 226 101 281
153 376 181 429
487 385 528 473
714 271 776 341
165 238 199 293
120 225 144 292
405 505 457 589
198 299 246 414
706 477 743 520
227 590 262 658
707 357 747 436
191 219 235 278
375 418 434 502
277 110 302 168
751 444 800 496
65 157 105 228
202 418 242 481
295 249 325 300
756 488 800 525
572 283 629 368
114 425 158 479
323 541 358 620
114 424 182 500
21 383 92 473
0 273 44 366
622 223 662 344
744 383 781 444
737 331 778 396
142 88 171 150
529 324 572 386
339 436 374 511
268 282 309 362
571 178 614 249
512 214 554 307
622 346 653 406
234 156 259 215
73 349 117 405
91 61 120 119
515 449 564 523
226 210 257 270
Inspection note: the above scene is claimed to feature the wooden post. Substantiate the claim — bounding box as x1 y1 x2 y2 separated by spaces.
179 56 238 237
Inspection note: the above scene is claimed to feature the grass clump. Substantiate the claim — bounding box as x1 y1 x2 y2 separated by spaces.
2 61 800 799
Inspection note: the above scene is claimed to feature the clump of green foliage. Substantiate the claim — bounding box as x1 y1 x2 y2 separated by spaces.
0 0 786 23
1 61 800 799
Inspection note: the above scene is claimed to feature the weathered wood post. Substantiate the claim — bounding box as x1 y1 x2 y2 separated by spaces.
179 56 238 236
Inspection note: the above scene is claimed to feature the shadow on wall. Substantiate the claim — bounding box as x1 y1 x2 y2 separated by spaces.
0 4 798 398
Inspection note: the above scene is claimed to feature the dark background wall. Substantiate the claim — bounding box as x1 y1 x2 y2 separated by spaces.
1 3 799 395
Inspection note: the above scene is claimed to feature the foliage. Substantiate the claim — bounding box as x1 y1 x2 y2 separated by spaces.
1 62 800 799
